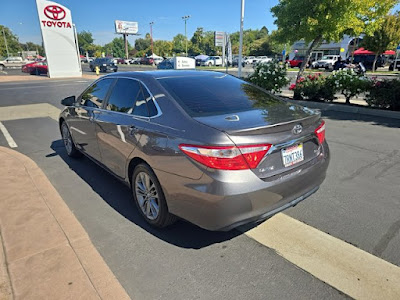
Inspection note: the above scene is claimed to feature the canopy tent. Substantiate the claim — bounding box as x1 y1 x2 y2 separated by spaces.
195 54 209 60
353 48 375 55
147 53 163 59
383 50 396 55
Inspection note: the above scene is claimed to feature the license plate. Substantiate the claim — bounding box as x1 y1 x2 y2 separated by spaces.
103 64 107 66
281 143 304 167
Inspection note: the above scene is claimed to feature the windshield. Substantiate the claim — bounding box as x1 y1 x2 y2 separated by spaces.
158 74 281 117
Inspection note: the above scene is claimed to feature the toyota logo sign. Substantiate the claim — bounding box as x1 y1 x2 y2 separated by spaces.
44 5 66 20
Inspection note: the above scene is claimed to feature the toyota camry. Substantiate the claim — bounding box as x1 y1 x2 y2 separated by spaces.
59 71 329 231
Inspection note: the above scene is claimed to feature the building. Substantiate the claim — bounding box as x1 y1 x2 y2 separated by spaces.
289 35 360 61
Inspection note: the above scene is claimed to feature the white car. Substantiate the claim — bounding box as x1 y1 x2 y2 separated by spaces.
201 56 223 67
0 56 33 70
153 57 164 65
312 55 340 70
252 56 272 67
244 56 255 64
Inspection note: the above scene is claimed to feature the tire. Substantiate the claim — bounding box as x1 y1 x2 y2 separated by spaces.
208 62 212 67
61 121 82 158
132 163 177 228
90 66 94 72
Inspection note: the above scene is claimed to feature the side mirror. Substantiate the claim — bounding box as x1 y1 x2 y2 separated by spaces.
61 96 76 106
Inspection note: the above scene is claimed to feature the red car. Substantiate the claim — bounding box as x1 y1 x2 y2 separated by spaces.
288 56 305 68
22 61 48 75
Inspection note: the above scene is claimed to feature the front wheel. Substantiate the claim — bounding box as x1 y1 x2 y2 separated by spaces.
132 164 176 228
61 121 82 158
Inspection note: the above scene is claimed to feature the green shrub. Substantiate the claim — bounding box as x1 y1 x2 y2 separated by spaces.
289 73 336 102
330 69 369 104
248 60 289 93
366 78 400 111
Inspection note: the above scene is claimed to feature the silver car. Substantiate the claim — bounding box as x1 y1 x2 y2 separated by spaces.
59 71 329 231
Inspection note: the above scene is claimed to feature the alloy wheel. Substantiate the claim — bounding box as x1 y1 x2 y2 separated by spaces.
135 172 160 220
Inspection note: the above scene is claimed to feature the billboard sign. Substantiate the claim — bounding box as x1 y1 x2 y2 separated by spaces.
215 31 224 47
115 20 138 34
36 0 81 78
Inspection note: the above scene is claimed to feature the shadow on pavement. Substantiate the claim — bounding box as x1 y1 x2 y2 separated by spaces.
50 140 244 249
321 110 400 128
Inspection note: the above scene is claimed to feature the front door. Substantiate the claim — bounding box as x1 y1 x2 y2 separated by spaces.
69 78 115 162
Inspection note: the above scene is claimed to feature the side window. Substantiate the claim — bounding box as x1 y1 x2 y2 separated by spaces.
80 78 113 108
106 78 141 113
140 85 158 117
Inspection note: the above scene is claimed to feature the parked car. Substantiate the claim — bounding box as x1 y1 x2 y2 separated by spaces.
288 56 305 68
312 55 340 70
201 56 223 67
244 56 255 64
117 58 127 64
59 71 329 231
352 54 384 70
157 58 174 69
140 57 154 65
253 56 272 67
21 61 48 75
130 58 141 64
89 58 118 72
231 57 245 67
153 57 164 65
0 56 33 71
389 59 400 71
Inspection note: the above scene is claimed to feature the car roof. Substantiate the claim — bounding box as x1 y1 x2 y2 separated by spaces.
104 70 225 80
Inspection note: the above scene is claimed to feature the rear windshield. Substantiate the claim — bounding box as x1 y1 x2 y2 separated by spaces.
158 74 281 117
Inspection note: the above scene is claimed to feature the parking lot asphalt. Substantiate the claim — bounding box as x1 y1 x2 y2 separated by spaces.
0 79 400 299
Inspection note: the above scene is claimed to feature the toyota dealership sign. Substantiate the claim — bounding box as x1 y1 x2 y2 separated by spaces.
36 0 81 78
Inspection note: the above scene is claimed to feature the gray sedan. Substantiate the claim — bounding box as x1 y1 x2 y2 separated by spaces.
59 71 329 231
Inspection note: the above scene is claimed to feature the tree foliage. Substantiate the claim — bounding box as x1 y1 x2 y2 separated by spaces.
103 37 131 58
362 13 400 71
0 25 21 57
271 0 398 78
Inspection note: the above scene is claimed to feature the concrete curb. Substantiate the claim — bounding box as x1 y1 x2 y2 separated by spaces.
0 147 130 300
287 99 400 120
0 74 99 83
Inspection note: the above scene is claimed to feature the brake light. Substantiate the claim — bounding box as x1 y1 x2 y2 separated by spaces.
179 144 272 170
315 120 326 144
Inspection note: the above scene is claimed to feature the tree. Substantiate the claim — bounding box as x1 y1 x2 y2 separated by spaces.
103 37 131 58
172 34 186 54
362 13 400 72
271 0 398 79
154 40 173 57
77 31 95 55
0 25 21 57
19 42 45 56
134 37 151 52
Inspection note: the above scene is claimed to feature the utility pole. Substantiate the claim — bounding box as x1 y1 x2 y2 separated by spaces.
182 15 190 57
150 21 154 62
123 33 128 60
238 0 245 77
2 27 10 57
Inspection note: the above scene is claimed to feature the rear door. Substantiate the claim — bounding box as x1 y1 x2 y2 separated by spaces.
69 78 115 162
95 78 152 178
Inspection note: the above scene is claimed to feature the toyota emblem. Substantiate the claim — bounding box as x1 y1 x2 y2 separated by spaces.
292 124 302 135
44 5 66 21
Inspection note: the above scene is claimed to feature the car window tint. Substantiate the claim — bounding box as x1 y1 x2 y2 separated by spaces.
132 86 150 117
158 74 281 117
106 78 141 113
141 85 158 117
80 78 113 108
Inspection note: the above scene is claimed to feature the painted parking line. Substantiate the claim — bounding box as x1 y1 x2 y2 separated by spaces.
0 103 60 122
0 122 17 148
242 213 400 300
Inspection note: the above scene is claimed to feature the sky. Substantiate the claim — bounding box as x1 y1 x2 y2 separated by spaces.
0 0 280 46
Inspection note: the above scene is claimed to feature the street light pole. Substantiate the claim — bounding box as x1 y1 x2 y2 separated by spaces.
150 22 154 59
238 0 245 77
182 15 190 57
2 27 10 57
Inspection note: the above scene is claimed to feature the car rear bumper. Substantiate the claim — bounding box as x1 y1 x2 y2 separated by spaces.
157 141 330 231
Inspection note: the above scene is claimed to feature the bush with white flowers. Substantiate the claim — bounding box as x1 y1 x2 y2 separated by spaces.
330 69 369 104
248 60 289 93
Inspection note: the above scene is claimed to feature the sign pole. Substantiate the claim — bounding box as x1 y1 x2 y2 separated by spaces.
238 0 245 77
222 33 226 68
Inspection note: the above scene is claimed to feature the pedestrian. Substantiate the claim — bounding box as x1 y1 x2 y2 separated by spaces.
334 57 343 70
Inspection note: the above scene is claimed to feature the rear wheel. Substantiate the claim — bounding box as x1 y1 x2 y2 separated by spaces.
132 164 176 228
61 121 82 158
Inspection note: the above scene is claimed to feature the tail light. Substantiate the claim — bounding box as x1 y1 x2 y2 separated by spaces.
315 120 326 144
179 144 272 170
